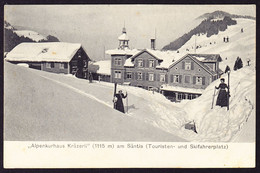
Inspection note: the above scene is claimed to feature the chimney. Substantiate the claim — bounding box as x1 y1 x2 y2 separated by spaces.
151 39 155 50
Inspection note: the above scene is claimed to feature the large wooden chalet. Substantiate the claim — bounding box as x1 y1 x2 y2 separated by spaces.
5 42 90 78
106 27 224 101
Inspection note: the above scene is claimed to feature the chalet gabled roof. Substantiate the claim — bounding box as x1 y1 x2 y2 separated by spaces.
169 54 217 76
126 49 179 69
188 54 222 62
5 42 89 62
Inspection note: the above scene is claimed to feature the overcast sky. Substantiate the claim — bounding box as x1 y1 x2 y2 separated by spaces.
4 5 256 60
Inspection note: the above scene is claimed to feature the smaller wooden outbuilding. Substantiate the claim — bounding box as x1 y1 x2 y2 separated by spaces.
5 42 91 78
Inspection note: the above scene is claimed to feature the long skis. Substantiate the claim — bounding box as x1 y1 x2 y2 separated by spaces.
227 72 230 111
113 83 117 109
211 88 216 109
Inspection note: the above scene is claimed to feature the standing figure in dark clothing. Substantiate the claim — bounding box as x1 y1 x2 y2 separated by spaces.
88 72 93 83
215 78 229 107
113 90 127 113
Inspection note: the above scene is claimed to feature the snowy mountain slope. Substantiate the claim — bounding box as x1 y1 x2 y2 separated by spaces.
4 61 186 142
13 30 47 42
177 18 256 70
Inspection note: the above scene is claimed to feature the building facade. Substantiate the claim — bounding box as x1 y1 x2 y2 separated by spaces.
106 27 223 101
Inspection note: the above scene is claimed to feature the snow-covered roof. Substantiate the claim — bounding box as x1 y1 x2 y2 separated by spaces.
124 58 134 67
92 60 111 75
118 33 129 41
189 54 222 62
5 42 83 62
146 49 183 69
106 48 140 56
160 84 204 94
14 30 47 42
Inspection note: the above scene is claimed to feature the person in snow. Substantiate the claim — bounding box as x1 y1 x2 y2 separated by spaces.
234 56 243 71
88 72 93 83
113 90 127 113
215 78 229 107
226 36 229 42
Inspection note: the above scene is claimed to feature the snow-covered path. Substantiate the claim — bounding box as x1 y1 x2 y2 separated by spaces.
4 62 186 142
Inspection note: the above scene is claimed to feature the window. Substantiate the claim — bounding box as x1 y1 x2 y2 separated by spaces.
60 63 65 69
149 73 154 81
46 63 51 68
185 75 190 83
173 75 179 83
51 62 54 68
196 76 202 85
114 58 122 66
160 74 165 82
84 61 87 67
126 72 132 79
114 70 121 79
137 59 143 67
178 93 185 100
137 72 142 80
188 94 192 100
149 60 155 67
185 61 191 70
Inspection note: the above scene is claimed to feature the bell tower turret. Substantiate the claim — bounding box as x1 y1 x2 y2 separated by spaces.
118 25 129 49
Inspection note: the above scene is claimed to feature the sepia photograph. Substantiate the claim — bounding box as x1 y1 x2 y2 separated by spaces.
3 4 256 168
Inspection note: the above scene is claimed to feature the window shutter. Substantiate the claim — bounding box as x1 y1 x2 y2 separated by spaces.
51 62 54 68
202 77 206 85
142 72 145 81
154 73 156 81
135 72 138 80
182 61 185 69
157 74 160 81
147 60 150 67
179 75 182 83
193 76 196 84
132 72 135 80
191 61 194 70
170 75 173 83
165 74 168 83
146 73 149 81
64 63 68 69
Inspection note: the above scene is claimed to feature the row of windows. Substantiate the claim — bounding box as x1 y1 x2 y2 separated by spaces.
115 71 166 82
114 58 155 68
137 59 155 68
114 70 206 85
177 93 198 100
46 62 68 69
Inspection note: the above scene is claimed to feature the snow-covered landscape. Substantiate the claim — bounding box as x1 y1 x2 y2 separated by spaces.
4 8 255 143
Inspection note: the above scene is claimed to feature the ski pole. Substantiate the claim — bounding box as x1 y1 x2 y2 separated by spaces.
211 88 216 109
126 92 128 114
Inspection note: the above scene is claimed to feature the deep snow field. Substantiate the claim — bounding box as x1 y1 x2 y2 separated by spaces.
4 18 255 142
4 62 186 142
